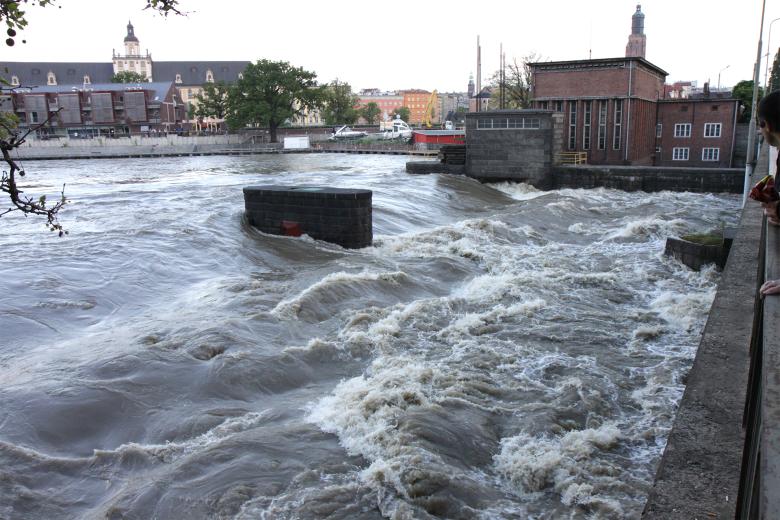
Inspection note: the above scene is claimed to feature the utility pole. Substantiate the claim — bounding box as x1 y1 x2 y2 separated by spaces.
744 0 767 205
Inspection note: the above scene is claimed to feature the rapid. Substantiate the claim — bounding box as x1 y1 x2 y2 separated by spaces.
0 154 740 519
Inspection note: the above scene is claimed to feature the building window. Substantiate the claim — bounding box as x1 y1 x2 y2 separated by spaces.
476 117 540 130
118 62 124 70
656 123 662 138
702 147 720 161
83 75 91 85
680 105 689 112
655 146 662 153
613 99 623 150
582 101 592 150
175 74 182 84
31 112 39 123
554 100 563 112
206 70 214 83
674 123 691 138
10 75 19 86
704 123 722 138
568 101 577 150
47 71 57 85
539 100 548 110
672 147 689 161
597 100 607 150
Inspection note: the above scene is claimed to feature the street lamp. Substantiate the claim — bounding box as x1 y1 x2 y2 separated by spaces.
764 17 780 89
717 65 730 91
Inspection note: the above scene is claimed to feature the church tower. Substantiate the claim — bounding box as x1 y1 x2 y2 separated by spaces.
467 73 475 99
625 5 647 59
112 21 153 81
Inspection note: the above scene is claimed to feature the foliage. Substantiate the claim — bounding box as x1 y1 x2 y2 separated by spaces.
191 81 231 120
488 52 539 110
770 49 780 94
359 101 380 125
110 70 148 83
733 80 765 123
322 79 359 125
391 106 410 123
1 0 181 46
226 59 323 143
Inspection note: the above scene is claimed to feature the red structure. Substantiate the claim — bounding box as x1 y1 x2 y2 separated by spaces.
412 130 465 146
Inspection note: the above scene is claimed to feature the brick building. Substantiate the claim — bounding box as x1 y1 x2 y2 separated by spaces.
357 89 404 122
0 82 183 137
401 89 441 125
529 4 739 167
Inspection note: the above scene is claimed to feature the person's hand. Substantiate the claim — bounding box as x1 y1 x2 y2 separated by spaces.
762 200 780 226
761 279 780 296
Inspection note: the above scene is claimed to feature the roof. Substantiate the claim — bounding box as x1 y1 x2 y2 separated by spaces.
2 62 115 86
530 56 668 78
153 61 250 86
12 81 176 101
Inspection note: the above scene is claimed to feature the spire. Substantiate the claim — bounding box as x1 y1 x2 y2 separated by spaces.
625 4 647 58
125 20 138 42
631 5 645 35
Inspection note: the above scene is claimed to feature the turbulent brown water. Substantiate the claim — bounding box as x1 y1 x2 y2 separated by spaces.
0 154 740 519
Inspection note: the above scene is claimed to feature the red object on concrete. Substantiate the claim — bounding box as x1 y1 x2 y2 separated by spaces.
281 220 302 237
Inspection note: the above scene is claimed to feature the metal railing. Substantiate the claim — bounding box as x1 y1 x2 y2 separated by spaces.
557 151 588 164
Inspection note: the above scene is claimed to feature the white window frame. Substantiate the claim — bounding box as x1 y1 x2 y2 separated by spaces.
672 147 689 161
582 100 592 150
674 123 691 138
613 99 623 150
656 123 662 138
704 123 722 138
568 101 577 150
701 147 720 161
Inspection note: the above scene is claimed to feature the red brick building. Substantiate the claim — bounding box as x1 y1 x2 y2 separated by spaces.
357 89 404 122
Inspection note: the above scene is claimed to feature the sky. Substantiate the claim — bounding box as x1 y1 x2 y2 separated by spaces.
3 0 780 93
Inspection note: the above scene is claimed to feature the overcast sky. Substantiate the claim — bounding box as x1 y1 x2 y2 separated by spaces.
5 0 780 93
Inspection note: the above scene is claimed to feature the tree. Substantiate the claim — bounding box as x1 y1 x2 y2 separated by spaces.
110 70 148 83
192 81 231 120
322 79 359 125
488 53 539 110
2 0 182 46
359 102 380 125
225 59 323 143
770 49 780 94
391 106 410 123
733 80 765 123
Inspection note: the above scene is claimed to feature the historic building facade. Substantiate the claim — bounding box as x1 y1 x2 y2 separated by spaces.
2 22 249 133
529 4 739 167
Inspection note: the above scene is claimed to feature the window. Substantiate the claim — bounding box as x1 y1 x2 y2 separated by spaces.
31 112 39 123
613 99 623 150
476 117 540 130
672 147 689 160
10 75 19 86
175 73 182 84
674 123 691 138
582 101 592 150
704 123 722 138
47 71 56 85
655 146 662 153
568 101 577 150
702 147 720 161
554 100 563 112
205 69 214 83
656 123 662 138
539 100 548 110
597 100 607 150
83 75 91 85
680 105 689 112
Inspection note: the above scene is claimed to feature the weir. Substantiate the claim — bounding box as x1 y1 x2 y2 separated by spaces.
642 144 776 518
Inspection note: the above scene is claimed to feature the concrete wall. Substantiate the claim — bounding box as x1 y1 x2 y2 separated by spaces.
21 133 244 148
552 165 744 193
464 110 561 186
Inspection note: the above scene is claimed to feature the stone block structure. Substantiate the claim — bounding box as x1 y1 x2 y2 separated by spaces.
243 186 372 249
464 110 563 185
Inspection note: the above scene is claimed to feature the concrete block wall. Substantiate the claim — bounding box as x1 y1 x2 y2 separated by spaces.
243 186 372 249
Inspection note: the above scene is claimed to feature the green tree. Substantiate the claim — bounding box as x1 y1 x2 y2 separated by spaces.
391 106 410 122
322 79 359 125
359 101 380 124
770 49 780 93
488 53 539 110
733 80 765 123
226 59 323 143
192 81 231 120
110 70 149 83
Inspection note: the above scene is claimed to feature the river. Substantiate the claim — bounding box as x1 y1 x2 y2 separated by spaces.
0 154 740 519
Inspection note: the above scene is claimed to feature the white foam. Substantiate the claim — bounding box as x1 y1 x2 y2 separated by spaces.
605 216 689 240
489 181 546 201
